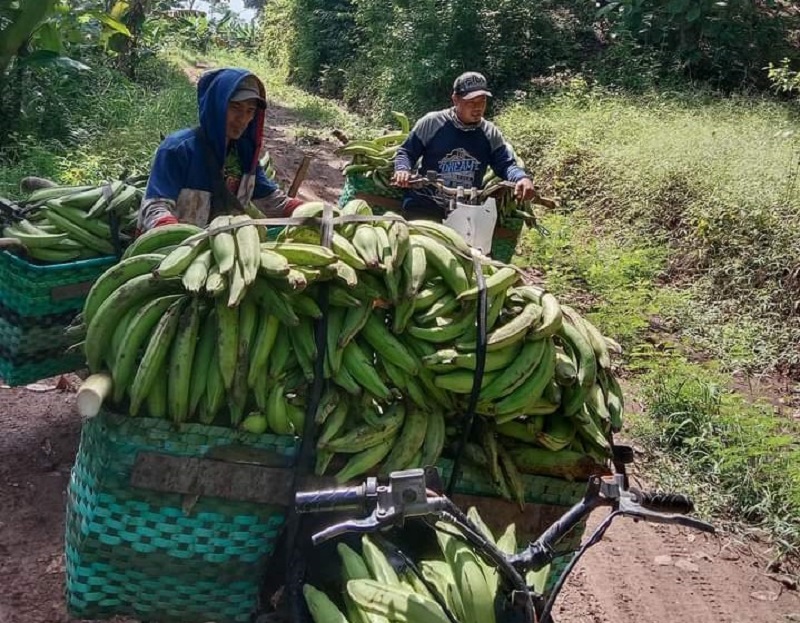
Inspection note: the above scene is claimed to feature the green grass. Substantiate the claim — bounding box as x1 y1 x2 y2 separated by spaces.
633 358 800 555
497 87 800 373
515 212 675 345
0 55 196 198
515 144 800 553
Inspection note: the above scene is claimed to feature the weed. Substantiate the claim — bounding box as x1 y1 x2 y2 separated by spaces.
635 360 800 555
499 87 800 374
0 54 195 197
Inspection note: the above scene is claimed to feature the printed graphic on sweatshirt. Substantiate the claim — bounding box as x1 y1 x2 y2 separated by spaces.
438 148 480 187
224 147 243 195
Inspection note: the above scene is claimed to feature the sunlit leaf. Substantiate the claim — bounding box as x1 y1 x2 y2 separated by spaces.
110 1 130 21
89 11 132 36
34 21 62 53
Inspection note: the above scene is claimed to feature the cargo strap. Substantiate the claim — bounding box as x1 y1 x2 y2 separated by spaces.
446 255 488 496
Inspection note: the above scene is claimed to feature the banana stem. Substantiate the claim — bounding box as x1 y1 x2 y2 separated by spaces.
76 372 113 418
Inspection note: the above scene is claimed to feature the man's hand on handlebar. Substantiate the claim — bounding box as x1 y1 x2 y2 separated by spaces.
515 177 535 202
392 170 412 188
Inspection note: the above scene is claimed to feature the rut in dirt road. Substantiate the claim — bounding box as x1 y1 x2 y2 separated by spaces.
555 513 799 623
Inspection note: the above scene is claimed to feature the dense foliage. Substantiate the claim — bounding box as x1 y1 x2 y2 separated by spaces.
260 0 800 116
0 1 254 149
261 0 598 117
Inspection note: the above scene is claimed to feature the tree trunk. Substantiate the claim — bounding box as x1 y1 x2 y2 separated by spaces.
0 58 27 146
0 0 58 76
117 0 150 79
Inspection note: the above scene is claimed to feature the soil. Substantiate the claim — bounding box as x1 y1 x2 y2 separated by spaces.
1 65 799 623
3 379 799 623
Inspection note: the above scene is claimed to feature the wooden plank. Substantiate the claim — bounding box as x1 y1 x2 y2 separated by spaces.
50 280 95 302
288 154 312 198
130 452 336 506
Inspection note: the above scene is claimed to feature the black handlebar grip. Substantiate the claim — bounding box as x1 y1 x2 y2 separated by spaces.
639 491 694 514
295 487 363 514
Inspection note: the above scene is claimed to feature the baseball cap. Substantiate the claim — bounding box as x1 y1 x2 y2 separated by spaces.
230 76 266 109
453 71 492 100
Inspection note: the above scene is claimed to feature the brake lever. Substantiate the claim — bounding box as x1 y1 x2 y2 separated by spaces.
309 469 447 546
599 477 715 534
311 514 392 546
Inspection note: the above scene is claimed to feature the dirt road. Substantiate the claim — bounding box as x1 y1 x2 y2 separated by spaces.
2 379 798 623
1 77 798 623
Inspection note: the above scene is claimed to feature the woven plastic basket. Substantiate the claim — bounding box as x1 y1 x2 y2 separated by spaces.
0 251 115 385
65 411 297 623
437 458 590 595
339 173 403 208
0 250 115 317
0 310 83 385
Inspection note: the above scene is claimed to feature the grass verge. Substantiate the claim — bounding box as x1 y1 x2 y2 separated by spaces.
0 55 197 198
515 209 800 558
497 84 800 375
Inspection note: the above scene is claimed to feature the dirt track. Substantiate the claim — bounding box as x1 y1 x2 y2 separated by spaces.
1 75 799 623
2 379 799 623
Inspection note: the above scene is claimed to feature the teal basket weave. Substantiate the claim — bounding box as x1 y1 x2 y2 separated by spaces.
437 457 589 595
0 251 115 385
339 173 403 207
65 412 297 623
0 250 115 317
0 312 83 385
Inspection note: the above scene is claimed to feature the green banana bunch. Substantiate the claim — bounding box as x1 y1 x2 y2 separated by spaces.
338 113 411 189
304 507 530 623
79 202 624 498
2 178 144 263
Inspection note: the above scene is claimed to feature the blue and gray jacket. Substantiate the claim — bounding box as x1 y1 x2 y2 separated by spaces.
138 68 290 232
394 108 529 214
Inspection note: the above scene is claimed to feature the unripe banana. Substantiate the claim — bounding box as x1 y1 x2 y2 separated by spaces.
129 297 186 416
335 438 393 483
210 215 236 274
122 223 203 260
409 234 469 293
303 584 349 623
156 236 209 278
380 407 427 474
168 299 201 423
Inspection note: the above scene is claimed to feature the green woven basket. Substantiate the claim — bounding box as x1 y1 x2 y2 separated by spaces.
65 411 297 623
0 311 84 386
437 458 589 596
339 173 403 207
0 251 114 385
0 250 115 317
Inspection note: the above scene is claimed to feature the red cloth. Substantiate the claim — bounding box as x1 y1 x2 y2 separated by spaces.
283 197 304 216
154 214 179 227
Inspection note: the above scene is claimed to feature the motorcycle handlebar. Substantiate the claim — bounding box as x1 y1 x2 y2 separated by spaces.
636 490 695 515
295 485 367 514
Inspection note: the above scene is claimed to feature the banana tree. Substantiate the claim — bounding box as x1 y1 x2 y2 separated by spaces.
0 0 134 143
0 0 59 76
